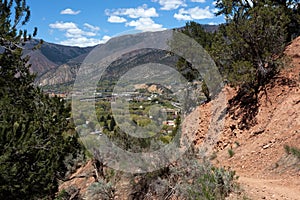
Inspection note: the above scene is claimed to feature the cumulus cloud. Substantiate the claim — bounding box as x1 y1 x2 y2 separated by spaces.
65 28 96 38
174 11 192 20
174 6 214 20
191 0 206 2
60 35 111 47
105 5 165 32
105 5 159 19
100 35 112 43
105 5 164 32
108 16 127 23
126 17 166 32
152 0 186 10
60 8 81 15
211 7 219 14
49 21 97 38
49 22 77 30
49 21 106 47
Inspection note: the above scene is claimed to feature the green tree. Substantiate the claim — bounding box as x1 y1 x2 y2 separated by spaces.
176 22 215 101
106 114 111 120
103 120 109 131
201 81 210 101
181 21 214 49
109 117 116 131
0 1 82 199
208 0 300 129
99 115 105 122
213 0 300 93
215 0 300 41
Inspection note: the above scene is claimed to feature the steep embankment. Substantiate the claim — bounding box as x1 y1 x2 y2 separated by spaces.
193 37 300 199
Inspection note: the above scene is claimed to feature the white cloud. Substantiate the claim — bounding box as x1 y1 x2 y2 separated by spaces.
49 21 97 38
174 12 192 20
65 28 96 38
208 22 217 25
126 17 166 32
108 16 127 23
101 35 112 43
105 5 165 32
49 22 77 30
49 21 105 47
84 23 100 31
60 8 81 15
152 0 186 10
60 35 110 47
174 6 214 20
211 8 219 14
106 5 159 19
191 0 206 2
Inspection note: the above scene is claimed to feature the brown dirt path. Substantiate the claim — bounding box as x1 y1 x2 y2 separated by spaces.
237 176 300 200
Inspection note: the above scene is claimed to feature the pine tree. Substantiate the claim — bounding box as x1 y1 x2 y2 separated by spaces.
0 1 82 199
109 117 116 131
175 22 215 101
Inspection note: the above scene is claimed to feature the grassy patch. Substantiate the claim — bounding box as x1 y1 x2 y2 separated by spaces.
284 145 300 159
228 149 235 158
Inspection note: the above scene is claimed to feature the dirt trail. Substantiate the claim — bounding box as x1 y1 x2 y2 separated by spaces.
237 177 300 200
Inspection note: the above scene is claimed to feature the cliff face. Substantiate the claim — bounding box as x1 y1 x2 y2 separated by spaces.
35 63 80 86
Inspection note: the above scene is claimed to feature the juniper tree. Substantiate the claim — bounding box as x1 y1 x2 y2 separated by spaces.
213 0 300 92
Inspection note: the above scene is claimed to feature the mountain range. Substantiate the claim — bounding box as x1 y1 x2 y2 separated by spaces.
24 25 219 88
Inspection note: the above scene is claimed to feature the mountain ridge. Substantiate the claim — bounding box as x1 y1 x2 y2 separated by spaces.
25 25 219 87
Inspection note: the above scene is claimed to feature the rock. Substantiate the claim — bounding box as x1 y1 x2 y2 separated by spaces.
263 143 271 149
270 139 276 143
252 128 265 135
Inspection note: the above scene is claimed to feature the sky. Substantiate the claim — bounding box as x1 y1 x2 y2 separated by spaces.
25 0 224 47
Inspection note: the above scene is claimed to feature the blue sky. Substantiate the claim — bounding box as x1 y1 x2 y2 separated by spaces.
25 0 224 47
